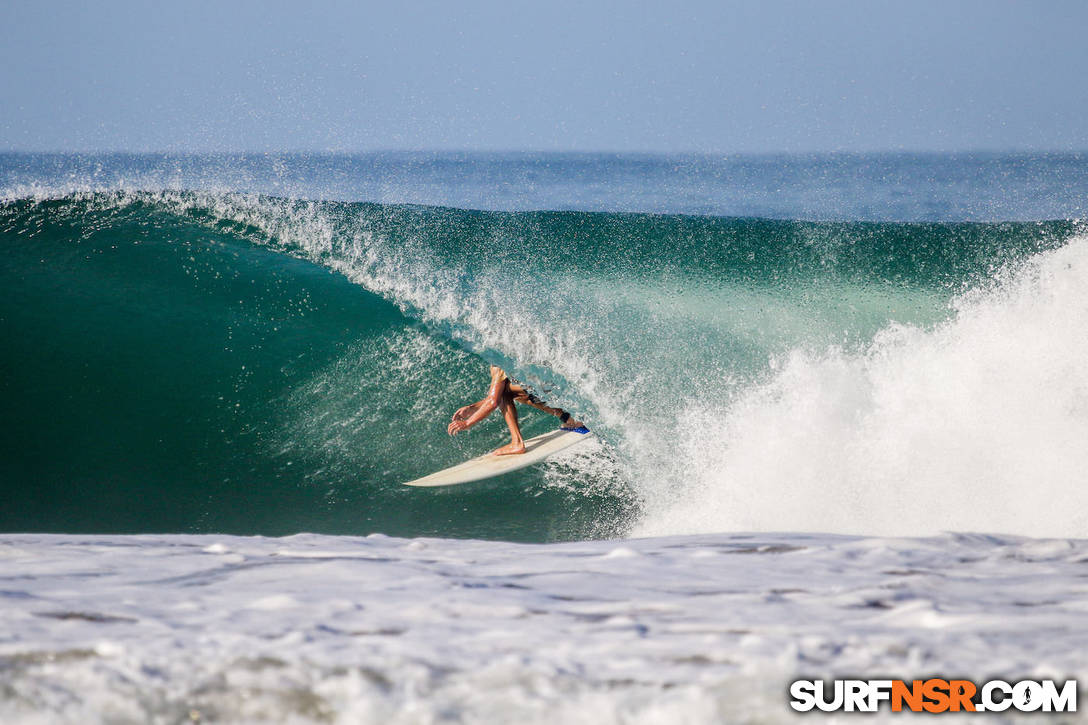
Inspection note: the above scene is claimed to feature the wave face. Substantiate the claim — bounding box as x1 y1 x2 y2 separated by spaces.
1 180 1086 540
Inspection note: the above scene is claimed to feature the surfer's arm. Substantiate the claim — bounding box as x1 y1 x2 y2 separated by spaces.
453 400 485 421
448 370 507 435
448 399 497 434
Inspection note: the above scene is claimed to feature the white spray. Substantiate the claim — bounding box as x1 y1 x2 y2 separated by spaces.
637 237 1088 538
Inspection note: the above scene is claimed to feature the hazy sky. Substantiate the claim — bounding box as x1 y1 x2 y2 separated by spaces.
2 0 1086 153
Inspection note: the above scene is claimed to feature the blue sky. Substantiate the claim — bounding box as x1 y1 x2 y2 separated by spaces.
2 0 1086 152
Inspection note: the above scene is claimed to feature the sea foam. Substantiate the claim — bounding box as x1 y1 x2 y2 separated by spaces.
639 237 1088 538
2 531 1086 724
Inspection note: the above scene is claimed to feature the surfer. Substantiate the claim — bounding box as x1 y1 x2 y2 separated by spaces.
447 366 588 455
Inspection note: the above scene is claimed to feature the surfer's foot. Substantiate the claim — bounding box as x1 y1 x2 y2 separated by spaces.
492 441 527 456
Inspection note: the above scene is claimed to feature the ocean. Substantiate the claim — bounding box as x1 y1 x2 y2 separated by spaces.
2 152 1087 722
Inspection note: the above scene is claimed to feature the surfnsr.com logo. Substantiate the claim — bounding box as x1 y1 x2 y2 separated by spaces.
789 679 1077 713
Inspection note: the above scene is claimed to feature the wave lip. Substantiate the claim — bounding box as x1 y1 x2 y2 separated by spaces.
4 151 1088 221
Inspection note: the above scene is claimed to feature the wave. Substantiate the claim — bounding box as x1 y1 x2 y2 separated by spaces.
0 190 1083 539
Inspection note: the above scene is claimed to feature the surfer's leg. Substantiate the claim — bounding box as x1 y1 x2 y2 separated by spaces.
511 387 560 415
557 410 586 431
510 385 586 431
492 383 527 456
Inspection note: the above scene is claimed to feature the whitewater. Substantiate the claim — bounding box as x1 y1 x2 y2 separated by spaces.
4 532 1087 724
2 152 1087 722
642 235 1088 538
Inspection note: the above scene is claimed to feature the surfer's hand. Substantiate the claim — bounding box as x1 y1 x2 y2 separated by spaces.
448 419 469 435
453 405 473 420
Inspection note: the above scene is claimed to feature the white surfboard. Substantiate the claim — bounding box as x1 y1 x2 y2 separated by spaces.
403 429 595 487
